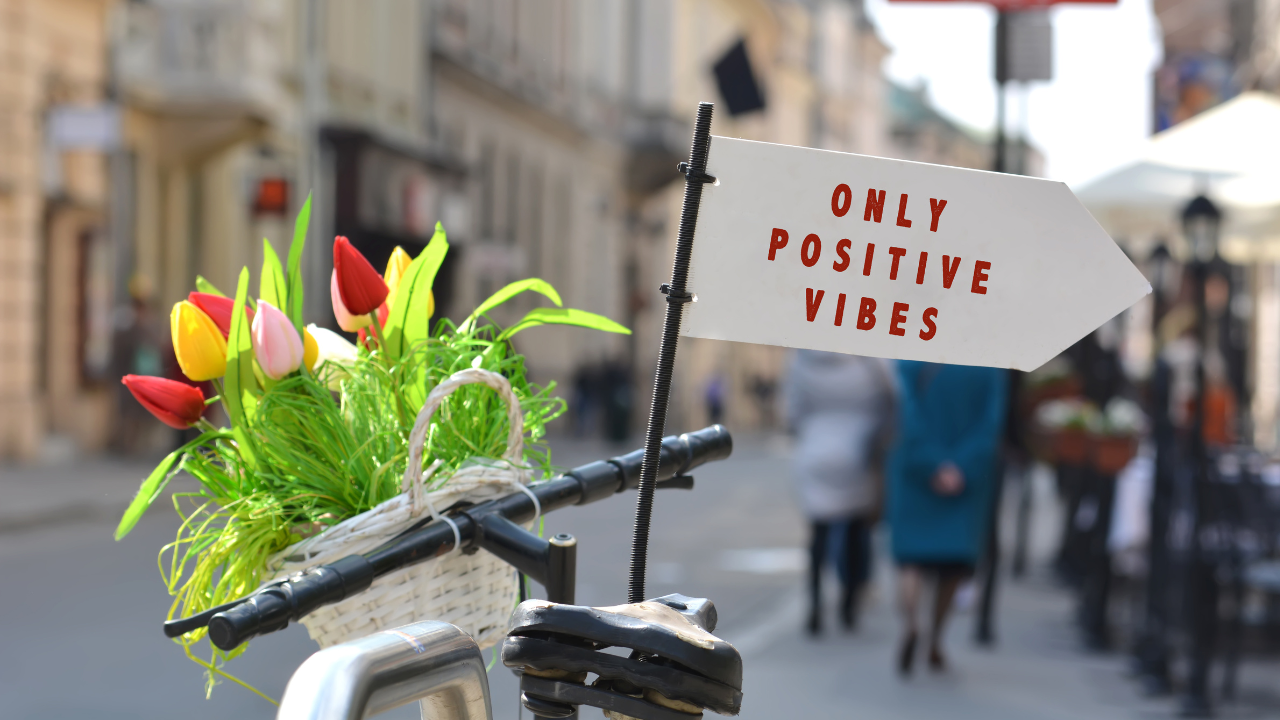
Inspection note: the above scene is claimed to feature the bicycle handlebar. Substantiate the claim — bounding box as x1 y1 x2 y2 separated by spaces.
165 425 732 651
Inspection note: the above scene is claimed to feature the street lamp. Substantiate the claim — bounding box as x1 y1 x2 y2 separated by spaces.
1182 195 1222 262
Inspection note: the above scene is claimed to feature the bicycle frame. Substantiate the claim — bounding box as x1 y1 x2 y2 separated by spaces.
276 621 490 720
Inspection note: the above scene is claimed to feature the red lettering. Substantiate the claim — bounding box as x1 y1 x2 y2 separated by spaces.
832 239 851 272
806 288 825 322
941 255 961 289
834 293 847 326
896 194 912 228
864 189 886 222
929 199 948 232
831 184 852 217
890 302 909 337
920 307 938 340
915 252 927 284
856 297 876 330
888 246 907 280
971 260 991 295
768 228 789 260
801 234 822 267
862 243 875 276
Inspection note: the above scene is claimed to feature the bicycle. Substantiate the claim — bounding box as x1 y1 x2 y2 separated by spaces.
166 425 743 720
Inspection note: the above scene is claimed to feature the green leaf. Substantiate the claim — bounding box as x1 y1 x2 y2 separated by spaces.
497 307 631 341
459 278 563 334
383 223 448 360
195 275 226 297
286 194 312 334
224 268 260 463
260 238 287 310
114 430 231 540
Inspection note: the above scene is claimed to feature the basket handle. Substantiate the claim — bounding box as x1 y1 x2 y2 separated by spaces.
402 367 526 508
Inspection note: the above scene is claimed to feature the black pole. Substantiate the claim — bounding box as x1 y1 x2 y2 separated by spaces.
1182 258 1216 718
993 10 1009 174
975 10 1010 645
1136 251 1174 694
629 102 715 603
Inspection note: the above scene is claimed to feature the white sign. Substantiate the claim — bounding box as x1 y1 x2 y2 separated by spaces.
47 105 121 151
682 137 1150 371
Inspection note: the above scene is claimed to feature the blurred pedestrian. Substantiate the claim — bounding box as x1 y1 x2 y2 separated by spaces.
785 350 896 635
705 374 726 425
888 361 1007 674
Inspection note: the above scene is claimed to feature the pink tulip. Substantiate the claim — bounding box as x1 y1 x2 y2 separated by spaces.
252 299 305 379
331 270 372 332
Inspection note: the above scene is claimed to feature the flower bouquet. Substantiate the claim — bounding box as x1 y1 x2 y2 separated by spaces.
116 198 628 698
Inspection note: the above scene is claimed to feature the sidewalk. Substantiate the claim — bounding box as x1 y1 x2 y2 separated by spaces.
728 569 1280 719
0 455 167 534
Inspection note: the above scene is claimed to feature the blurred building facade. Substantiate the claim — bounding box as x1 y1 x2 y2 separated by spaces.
886 81 1043 175
0 0 1010 459
0 0 118 459
1152 0 1280 130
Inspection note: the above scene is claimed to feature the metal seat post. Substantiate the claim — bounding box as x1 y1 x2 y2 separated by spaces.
277 621 491 720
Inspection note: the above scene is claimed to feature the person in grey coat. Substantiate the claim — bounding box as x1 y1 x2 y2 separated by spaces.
785 350 897 634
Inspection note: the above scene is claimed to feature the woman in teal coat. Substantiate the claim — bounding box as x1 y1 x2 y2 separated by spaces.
888 361 1007 675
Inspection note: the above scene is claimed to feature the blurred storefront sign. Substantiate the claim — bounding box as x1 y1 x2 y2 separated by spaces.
47 104 122 151
682 136 1150 371
996 11 1053 82
252 177 290 216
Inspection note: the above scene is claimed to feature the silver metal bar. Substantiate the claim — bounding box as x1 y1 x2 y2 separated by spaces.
277 621 491 720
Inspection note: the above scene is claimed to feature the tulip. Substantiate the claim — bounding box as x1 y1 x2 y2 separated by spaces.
308 324 359 368
303 328 319 371
122 375 206 429
251 300 305 380
382 245 434 319
333 236 388 315
307 324 359 391
331 270 372 332
187 292 254 338
171 300 227 381
384 246 412 301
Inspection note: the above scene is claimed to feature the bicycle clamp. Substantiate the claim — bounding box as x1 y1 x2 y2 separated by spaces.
503 593 743 720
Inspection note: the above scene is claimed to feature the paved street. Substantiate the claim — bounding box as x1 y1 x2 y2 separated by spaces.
2 433 1277 719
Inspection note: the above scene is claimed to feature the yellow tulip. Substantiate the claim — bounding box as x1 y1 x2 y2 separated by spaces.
384 246 413 305
383 245 433 318
170 300 227 381
303 327 319 371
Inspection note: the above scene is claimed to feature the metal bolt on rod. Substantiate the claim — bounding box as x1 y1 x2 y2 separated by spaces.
629 101 715 603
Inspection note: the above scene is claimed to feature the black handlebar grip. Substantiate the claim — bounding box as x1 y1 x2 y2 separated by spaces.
679 424 733 473
208 554 374 650
611 424 732 491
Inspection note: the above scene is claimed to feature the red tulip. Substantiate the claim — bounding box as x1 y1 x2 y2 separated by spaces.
122 375 206 429
188 292 254 338
332 236 388 315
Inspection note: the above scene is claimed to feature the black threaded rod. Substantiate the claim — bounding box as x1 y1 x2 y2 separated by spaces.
628 102 715 603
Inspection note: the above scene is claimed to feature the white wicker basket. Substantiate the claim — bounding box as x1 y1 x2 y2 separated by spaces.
264 367 533 651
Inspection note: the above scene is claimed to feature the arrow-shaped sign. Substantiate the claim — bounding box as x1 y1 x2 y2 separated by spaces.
682 137 1150 371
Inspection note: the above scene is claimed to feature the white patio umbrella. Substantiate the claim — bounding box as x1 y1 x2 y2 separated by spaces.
1075 92 1280 260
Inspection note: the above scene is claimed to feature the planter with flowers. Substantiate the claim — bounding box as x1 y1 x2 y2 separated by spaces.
1032 396 1145 474
115 199 629 699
